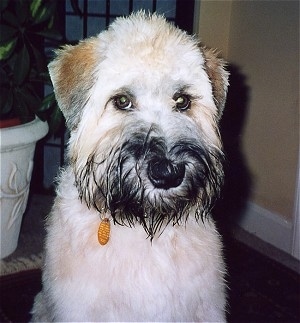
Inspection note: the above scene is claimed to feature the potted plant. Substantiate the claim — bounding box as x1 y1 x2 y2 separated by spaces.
0 0 63 259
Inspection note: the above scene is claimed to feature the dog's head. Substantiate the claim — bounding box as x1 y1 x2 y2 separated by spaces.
49 12 229 238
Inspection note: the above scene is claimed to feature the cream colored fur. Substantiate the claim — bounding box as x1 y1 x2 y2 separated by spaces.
31 12 228 322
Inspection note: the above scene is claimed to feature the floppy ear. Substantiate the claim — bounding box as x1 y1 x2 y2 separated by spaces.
48 38 99 130
201 47 229 118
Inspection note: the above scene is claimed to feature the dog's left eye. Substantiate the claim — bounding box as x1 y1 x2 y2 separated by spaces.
113 95 133 110
173 94 191 111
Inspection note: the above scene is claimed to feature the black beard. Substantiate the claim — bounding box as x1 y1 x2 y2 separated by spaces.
74 131 224 239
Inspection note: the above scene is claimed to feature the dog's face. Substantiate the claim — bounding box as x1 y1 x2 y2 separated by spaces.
49 12 229 238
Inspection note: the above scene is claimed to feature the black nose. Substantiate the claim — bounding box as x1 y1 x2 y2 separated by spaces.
148 158 185 189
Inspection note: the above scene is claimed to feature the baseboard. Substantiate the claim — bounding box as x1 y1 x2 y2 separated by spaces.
236 202 293 255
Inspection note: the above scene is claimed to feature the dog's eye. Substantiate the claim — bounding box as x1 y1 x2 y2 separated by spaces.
174 94 191 111
113 95 133 110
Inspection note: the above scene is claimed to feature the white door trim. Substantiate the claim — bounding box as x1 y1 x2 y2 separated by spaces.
291 149 300 260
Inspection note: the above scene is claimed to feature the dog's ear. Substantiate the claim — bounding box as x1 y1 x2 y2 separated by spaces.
201 47 229 118
48 38 99 130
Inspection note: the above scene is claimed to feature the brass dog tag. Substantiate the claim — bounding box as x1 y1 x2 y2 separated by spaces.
98 218 110 245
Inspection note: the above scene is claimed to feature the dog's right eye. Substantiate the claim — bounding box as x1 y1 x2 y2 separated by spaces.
173 93 191 112
113 95 133 110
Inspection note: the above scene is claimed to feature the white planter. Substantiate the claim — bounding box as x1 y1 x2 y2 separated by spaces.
0 118 48 259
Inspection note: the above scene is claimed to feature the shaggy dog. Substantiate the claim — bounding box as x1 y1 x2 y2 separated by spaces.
31 11 229 322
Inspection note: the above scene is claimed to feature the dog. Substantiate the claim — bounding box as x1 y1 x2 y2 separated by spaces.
31 11 229 322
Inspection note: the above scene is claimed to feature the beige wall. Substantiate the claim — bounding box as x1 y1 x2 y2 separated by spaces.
197 0 299 220
197 0 232 57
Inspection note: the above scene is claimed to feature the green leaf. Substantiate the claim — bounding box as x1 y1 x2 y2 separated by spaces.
1 11 20 27
13 46 30 85
0 66 9 86
14 88 32 123
35 29 62 41
30 0 42 18
28 41 47 73
48 104 64 135
31 2 56 25
38 92 55 112
0 24 18 42
14 0 29 25
0 86 13 116
0 38 17 60
18 85 41 113
38 92 64 135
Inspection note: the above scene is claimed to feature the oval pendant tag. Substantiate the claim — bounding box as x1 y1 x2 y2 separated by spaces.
98 218 110 245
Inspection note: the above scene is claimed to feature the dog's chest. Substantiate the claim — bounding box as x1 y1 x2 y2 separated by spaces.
45 210 225 322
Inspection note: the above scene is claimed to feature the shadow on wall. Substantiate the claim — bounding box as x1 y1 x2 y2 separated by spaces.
213 64 252 235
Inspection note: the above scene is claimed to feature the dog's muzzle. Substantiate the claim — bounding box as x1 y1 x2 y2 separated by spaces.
74 127 224 238
148 158 185 189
